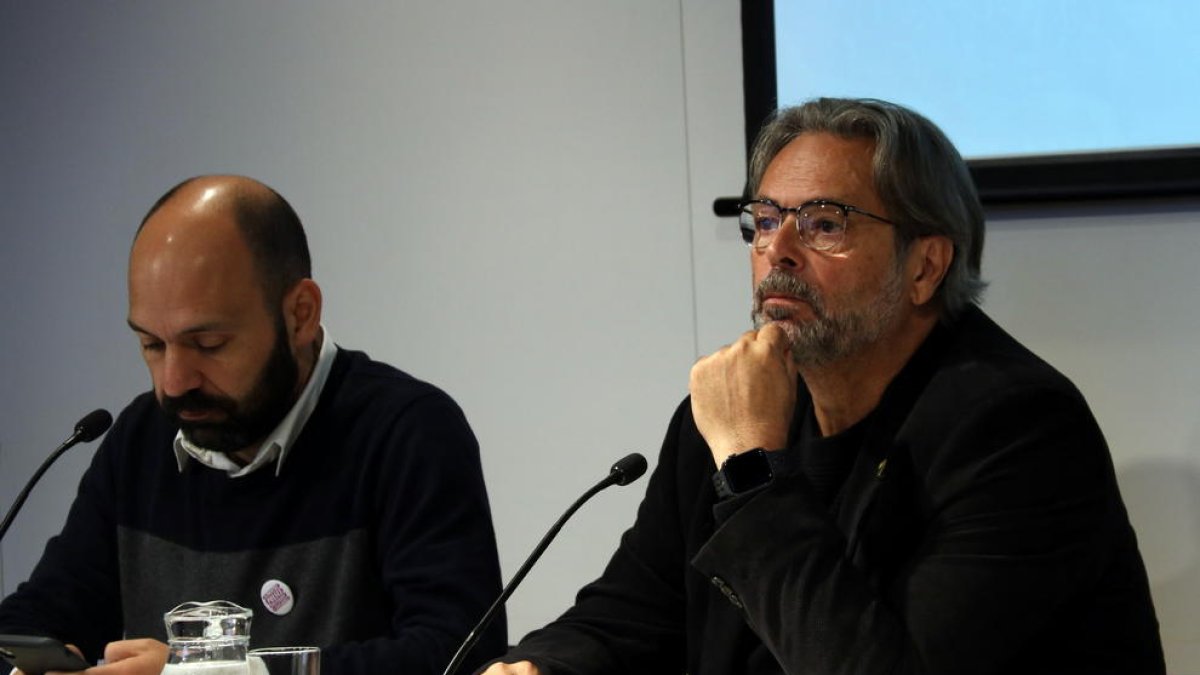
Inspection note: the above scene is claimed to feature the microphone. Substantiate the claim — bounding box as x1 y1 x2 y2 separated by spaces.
607 452 648 487
441 452 649 675
0 409 113 541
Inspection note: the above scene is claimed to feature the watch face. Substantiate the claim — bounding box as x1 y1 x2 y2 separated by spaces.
724 448 773 493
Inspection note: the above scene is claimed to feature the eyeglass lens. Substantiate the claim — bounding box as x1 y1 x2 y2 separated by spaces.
739 202 848 251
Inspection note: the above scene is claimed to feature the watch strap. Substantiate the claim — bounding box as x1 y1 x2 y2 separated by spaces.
713 447 781 499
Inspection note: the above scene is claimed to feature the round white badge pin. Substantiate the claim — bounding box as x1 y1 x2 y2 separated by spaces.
260 579 295 616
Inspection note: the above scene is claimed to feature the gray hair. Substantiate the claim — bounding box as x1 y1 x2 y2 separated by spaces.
747 97 987 317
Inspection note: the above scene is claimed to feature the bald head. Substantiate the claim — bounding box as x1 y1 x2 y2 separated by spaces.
128 176 323 457
135 175 311 310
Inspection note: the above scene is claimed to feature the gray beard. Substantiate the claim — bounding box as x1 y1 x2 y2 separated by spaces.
751 266 905 368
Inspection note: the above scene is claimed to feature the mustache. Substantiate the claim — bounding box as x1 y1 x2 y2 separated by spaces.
753 269 825 317
160 390 237 418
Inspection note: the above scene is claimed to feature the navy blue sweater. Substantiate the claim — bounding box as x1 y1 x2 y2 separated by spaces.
0 348 506 675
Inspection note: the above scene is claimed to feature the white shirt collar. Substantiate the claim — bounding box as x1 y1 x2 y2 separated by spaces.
173 326 338 477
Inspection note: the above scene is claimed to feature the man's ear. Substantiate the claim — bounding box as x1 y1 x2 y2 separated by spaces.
907 235 954 307
282 278 323 348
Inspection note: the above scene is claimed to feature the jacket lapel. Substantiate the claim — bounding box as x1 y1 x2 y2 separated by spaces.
831 318 951 567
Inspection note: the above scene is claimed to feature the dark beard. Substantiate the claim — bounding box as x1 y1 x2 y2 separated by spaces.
751 266 904 367
159 319 300 455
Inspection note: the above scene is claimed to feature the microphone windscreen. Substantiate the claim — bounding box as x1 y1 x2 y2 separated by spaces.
74 409 114 442
610 453 648 486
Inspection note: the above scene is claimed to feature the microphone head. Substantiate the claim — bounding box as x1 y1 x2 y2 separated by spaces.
74 409 113 442
609 453 648 486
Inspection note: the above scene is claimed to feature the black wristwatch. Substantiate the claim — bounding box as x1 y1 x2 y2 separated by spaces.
713 448 777 499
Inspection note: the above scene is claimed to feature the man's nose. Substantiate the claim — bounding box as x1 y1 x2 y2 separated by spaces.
159 347 203 398
762 213 806 269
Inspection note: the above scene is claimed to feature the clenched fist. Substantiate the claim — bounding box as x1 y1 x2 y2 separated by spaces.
689 323 798 466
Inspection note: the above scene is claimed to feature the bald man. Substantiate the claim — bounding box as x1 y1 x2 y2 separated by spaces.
0 176 506 675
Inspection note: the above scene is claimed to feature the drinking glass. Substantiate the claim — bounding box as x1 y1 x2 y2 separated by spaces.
247 647 320 675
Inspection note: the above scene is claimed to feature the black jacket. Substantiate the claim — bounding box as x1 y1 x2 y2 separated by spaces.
505 306 1164 675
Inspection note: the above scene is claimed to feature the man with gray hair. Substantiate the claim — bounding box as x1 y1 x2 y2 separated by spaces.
484 98 1164 674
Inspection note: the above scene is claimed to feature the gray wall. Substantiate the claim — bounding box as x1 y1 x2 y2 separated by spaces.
1 1 1198 671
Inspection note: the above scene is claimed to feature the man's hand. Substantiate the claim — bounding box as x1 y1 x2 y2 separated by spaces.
689 323 797 465
480 661 540 675
83 639 168 675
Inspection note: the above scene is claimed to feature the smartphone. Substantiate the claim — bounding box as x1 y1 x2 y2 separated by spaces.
0 635 90 674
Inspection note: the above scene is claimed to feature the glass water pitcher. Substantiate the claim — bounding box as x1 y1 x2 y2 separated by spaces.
161 600 254 675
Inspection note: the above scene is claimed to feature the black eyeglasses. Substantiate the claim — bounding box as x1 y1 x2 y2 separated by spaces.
738 198 896 251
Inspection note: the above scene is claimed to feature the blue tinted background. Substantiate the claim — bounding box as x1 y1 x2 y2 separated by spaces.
775 1 1200 159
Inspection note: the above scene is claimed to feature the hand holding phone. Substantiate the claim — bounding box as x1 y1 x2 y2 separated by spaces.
0 635 90 674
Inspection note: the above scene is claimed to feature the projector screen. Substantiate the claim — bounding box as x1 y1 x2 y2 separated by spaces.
738 1 1200 204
